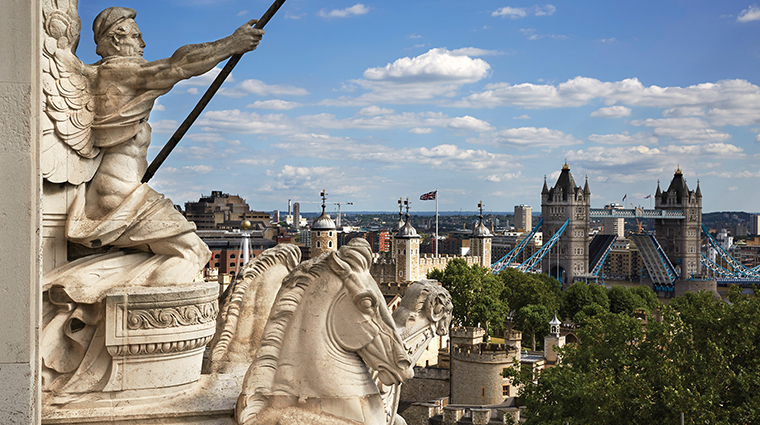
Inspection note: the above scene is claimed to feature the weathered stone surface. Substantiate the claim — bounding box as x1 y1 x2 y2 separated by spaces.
236 239 416 425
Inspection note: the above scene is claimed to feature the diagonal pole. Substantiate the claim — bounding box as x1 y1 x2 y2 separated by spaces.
142 0 287 183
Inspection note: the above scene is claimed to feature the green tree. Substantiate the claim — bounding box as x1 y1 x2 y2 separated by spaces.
608 285 637 314
428 259 508 334
508 288 760 424
499 269 561 350
561 281 609 322
516 304 551 350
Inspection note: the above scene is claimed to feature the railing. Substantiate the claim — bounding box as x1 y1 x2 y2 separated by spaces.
589 208 685 219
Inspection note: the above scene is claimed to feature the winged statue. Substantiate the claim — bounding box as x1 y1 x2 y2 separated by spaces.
40 0 265 398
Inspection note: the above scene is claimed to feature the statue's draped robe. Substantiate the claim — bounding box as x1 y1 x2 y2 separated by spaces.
41 78 196 396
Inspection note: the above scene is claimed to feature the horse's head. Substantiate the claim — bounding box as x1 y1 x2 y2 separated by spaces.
393 279 454 338
327 239 414 387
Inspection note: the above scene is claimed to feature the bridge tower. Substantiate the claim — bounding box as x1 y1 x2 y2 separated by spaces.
541 162 591 286
654 167 702 278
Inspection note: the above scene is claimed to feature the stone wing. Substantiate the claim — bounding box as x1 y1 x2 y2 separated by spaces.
41 0 101 185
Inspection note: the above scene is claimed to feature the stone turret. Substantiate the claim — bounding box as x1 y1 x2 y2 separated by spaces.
541 161 591 286
310 190 337 257
470 201 492 268
654 167 702 277
544 313 565 365
394 198 421 282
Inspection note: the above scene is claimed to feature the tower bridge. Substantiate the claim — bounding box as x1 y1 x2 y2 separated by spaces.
493 162 759 293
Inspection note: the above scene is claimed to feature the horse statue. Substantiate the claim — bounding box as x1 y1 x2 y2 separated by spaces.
207 244 301 375
235 239 414 425
378 280 453 425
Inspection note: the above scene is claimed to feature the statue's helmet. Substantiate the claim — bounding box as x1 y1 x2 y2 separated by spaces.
93 7 137 50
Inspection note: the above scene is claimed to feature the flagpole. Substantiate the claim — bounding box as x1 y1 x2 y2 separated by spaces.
435 189 439 257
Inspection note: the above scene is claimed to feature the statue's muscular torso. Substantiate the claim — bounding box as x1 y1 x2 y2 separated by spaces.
83 23 261 220
86 60 153 219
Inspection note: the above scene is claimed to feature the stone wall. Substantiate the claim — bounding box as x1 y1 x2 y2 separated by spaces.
674 277 718 298
0 1 41 423
451 344 516 405
400 367 450 403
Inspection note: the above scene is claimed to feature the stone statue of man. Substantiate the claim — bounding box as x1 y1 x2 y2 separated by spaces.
40 4 264 395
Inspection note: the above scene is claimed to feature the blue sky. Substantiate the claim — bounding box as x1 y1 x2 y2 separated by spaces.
76 1 760 214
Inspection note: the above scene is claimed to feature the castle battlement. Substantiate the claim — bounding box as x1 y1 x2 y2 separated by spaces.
452 343 515 363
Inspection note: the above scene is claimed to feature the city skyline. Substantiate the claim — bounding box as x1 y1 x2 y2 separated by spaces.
73 0 760 214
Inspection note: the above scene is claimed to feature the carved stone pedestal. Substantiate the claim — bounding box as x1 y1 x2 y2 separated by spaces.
102 282 219 392
43 282 222 423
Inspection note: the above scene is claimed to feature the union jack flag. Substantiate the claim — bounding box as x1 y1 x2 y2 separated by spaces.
420 190 437 201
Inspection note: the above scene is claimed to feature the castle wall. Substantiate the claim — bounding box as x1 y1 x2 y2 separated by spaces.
400 367 450 403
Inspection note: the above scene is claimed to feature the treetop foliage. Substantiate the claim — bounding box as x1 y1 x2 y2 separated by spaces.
510 286 760 425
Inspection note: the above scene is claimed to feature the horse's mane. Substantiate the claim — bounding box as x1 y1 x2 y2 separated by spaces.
237 238 373 423
211 244 301 364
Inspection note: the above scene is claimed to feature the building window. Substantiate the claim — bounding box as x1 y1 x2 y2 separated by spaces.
503 385 509 396
214 262 220 267
230 254 236 259
317 231 321 237
481 387 485 397
230 263 235 268
328 241 333 248
317 241 321 248
329 231 333 237
214 254 220 259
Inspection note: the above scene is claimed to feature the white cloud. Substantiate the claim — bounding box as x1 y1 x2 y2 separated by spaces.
363 48 490 83
588 131 658 145
233 79 310 97
737 5 760 22
591 105 631 118
513 114 531 120
149 119 179 133
237 10 248 17
408 34 423 39
318 3 369 18
187 87 199 95
247 99 303 110
197 108 491 136
630 117 731 142
197 110 294 135
485 171 522 183
596 37 617 43
520 28 567 40
469 126 580 148
492 7 528 19
534 5 557 16
492 5 555 19
183 165 213 174
297 111 492 132
450 47 504 57
459 78 760 131
410 127 434 134
178 67 232 86
323 48 491 105
359 106 395 116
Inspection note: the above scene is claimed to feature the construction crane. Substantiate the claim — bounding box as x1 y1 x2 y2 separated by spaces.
333 201 354 228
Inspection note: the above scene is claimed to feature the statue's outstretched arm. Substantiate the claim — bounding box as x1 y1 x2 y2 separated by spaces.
137 20 264 90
